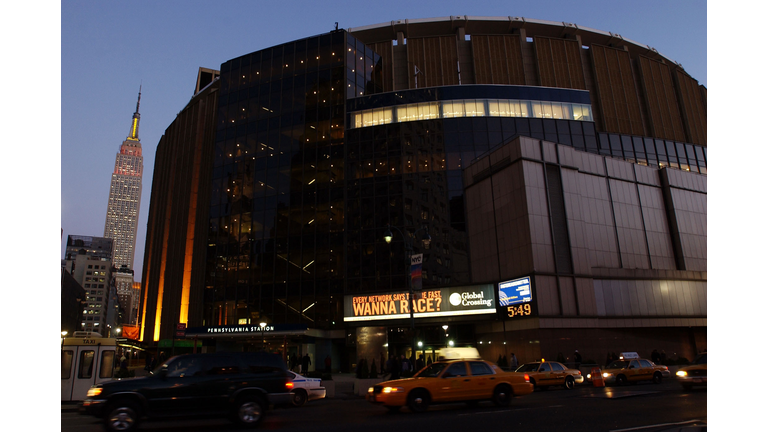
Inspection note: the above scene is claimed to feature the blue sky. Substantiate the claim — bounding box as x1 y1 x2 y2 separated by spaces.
59 1 707 278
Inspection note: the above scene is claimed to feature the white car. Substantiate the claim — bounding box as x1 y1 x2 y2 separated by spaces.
288 371 326 406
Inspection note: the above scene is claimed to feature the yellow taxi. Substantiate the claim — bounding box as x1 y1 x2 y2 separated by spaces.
514 361 584 390
599 355 671 385
366 355 533 412
676 352 706 390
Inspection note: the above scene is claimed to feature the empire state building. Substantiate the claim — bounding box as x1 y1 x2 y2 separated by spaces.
104 88 144 269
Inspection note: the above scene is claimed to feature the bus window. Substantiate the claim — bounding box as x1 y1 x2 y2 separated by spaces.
79 351 95 379
100 350 115 378
62 350 74 379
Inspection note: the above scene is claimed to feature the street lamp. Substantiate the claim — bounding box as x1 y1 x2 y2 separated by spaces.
383 223 431 364
260 322 267 351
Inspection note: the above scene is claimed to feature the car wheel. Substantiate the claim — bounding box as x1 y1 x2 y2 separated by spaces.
291 389 308 407
233 396 265 427
652 372 663 384
104 400 140 432
407 389 430 413
491 384 513 407
565 376 575 390
616 375 627 386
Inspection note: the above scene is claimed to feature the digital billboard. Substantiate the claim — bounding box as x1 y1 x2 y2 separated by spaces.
498 276 534 319
343 284 496 322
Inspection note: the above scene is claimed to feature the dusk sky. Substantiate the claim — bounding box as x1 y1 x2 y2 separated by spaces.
23 1 767 426
60 0 707 279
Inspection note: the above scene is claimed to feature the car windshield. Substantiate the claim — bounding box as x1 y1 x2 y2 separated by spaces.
694 354 707 365
607 361 628 369
515 363 541 372
415 362 448 378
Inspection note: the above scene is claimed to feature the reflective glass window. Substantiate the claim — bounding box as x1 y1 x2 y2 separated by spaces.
99 351 115 379
78 350 95 379
444 362 468 377
62 350 74 380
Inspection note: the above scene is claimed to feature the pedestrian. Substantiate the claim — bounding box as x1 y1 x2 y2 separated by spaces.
416 354 425 372
427 355 433 365
651 349 660 364
302 353 311 374
390 354 401 379
573 350 582 369
369 359 378 378
380 352 386 376
290 353 298 372
149 356 157 373
605 352 613 367
660 350 667 365
325 355 331 373
120 355 128 373
144 354 152 372
400 354 411 373
510 353 519 370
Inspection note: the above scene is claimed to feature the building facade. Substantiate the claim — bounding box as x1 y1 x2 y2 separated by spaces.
104 89 144 270
139 17 705 369
64 235 114 334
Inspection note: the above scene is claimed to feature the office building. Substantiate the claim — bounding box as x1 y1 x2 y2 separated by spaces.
64 235 114 334
103 88 144 270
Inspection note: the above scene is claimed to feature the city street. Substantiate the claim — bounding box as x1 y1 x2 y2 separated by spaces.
63 381 706 432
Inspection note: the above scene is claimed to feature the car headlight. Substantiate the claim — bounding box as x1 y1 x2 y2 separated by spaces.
602 373 613 378
676 371 688 377
368 387 374 393
382 387 404 394
86 387 103 398
586 373 591 379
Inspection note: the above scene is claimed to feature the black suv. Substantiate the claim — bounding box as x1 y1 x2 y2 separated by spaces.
79 352 293 431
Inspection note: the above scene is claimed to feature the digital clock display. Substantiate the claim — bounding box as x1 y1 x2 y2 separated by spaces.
506 303 532 317
498 277 534 319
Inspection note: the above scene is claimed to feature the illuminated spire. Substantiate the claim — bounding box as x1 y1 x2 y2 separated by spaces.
127 85 141 141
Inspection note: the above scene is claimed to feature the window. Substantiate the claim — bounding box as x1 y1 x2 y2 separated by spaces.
639 359 653 367
469 361 494 376
100 351 115 378
62 350 74 379
538 363 551 372
629 360 641 369
166 356 203 378
443 362 468 377
203 356 243 375
551 362 565 371
78 351 95 379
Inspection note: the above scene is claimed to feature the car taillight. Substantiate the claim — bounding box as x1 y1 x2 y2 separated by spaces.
285 381 294 390
576 371 581 375
524 374 530 382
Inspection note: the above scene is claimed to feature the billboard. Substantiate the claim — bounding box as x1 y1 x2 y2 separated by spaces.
344 284 496 322
498 276 534 319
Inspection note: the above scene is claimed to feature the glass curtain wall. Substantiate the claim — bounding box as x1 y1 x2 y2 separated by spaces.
208 31 358 329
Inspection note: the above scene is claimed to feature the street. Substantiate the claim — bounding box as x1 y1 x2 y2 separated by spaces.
63 380 706 432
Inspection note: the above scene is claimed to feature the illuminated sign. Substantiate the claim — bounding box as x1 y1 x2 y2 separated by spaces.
343 284 495 322
499 276 534 319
